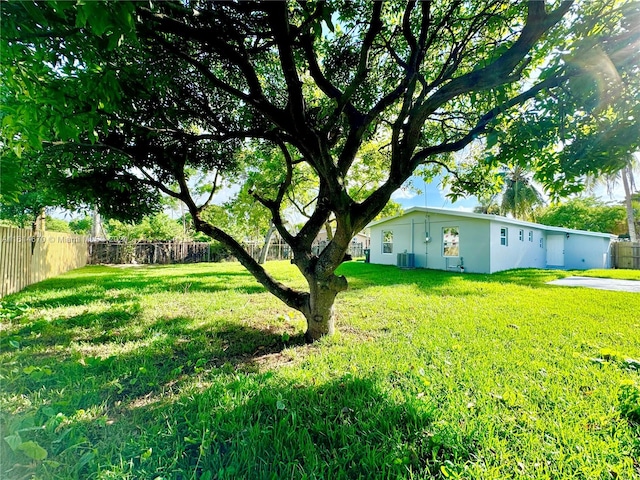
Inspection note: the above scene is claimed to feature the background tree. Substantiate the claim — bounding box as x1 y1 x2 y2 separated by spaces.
44 216 72 233
537 196 627 234
0 149 58 232
106 213 188 242
2 1 638 341
476 2 640 225
69 216 93 235
619 156 639 241
473 195 501 215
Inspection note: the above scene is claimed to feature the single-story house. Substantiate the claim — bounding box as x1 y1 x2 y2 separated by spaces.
368 207 615 274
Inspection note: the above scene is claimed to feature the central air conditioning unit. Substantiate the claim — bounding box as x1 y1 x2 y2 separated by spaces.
397 252 415 268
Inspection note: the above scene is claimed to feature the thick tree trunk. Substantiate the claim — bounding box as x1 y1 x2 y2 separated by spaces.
192 206 350 343
302 274 348 342
31 209 46 254
32 208 46 235
304 290 337 342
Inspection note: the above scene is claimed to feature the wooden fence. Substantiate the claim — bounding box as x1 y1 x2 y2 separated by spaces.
612 241 640 269
245 241 292 262
88 241 222 265
1 228 370 296
244 241 366 262
0 227 88 298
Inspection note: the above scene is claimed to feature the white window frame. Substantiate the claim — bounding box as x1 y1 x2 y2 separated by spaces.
518 229 524 242
528 231 533 242
382 230 393 254
500 227 508 246
540 237 544 248
443 226 460 257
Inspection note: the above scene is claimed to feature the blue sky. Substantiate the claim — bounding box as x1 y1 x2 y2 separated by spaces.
392 175 481 212
391 173 629 215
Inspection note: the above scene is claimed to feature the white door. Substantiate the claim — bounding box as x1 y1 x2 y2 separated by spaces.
546 235 565 267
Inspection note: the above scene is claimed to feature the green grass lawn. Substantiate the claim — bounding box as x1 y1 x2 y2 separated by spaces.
578 269 640 281
1 262 639 479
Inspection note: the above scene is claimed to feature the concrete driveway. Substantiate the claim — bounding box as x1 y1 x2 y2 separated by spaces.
547 276 640 293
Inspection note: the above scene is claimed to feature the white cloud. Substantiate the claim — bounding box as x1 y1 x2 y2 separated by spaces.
450 205 474 212
391 187 419 200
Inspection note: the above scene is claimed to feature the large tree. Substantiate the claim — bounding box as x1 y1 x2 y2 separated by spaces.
2 1 638 341
537 196 627 234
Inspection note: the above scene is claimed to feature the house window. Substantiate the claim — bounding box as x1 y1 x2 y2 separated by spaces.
500 227 508 246
539 238 544 248
382 230 393 254
519 229 524 242
528 231 533 242
443 227 459 257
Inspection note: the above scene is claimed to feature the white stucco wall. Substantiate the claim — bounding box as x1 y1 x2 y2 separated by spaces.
369 211 492 273
423 213 491 273
369 211 426 266
563 234 612 269
489 221 547 273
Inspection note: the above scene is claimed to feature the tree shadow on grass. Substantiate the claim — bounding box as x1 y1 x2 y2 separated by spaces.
5 304 143 349
2 315 307 416
1 321 331 479
4 364 478 479
0 262 513 479
126 374 475 479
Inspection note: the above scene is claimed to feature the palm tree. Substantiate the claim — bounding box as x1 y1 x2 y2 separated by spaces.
473 195 501 215
592 153 640 242
499 166 546 221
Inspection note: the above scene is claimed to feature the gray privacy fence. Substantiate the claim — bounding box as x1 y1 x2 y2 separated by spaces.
312 241 365 258
89 240 291 264
244 241 292 262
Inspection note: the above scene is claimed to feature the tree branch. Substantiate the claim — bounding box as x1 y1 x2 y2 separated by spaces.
410 73 569 167
194 216 309 312
403 1 574 154
200 170 220 209
249 140 297 247
339 2 383 112
266 3 307 127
